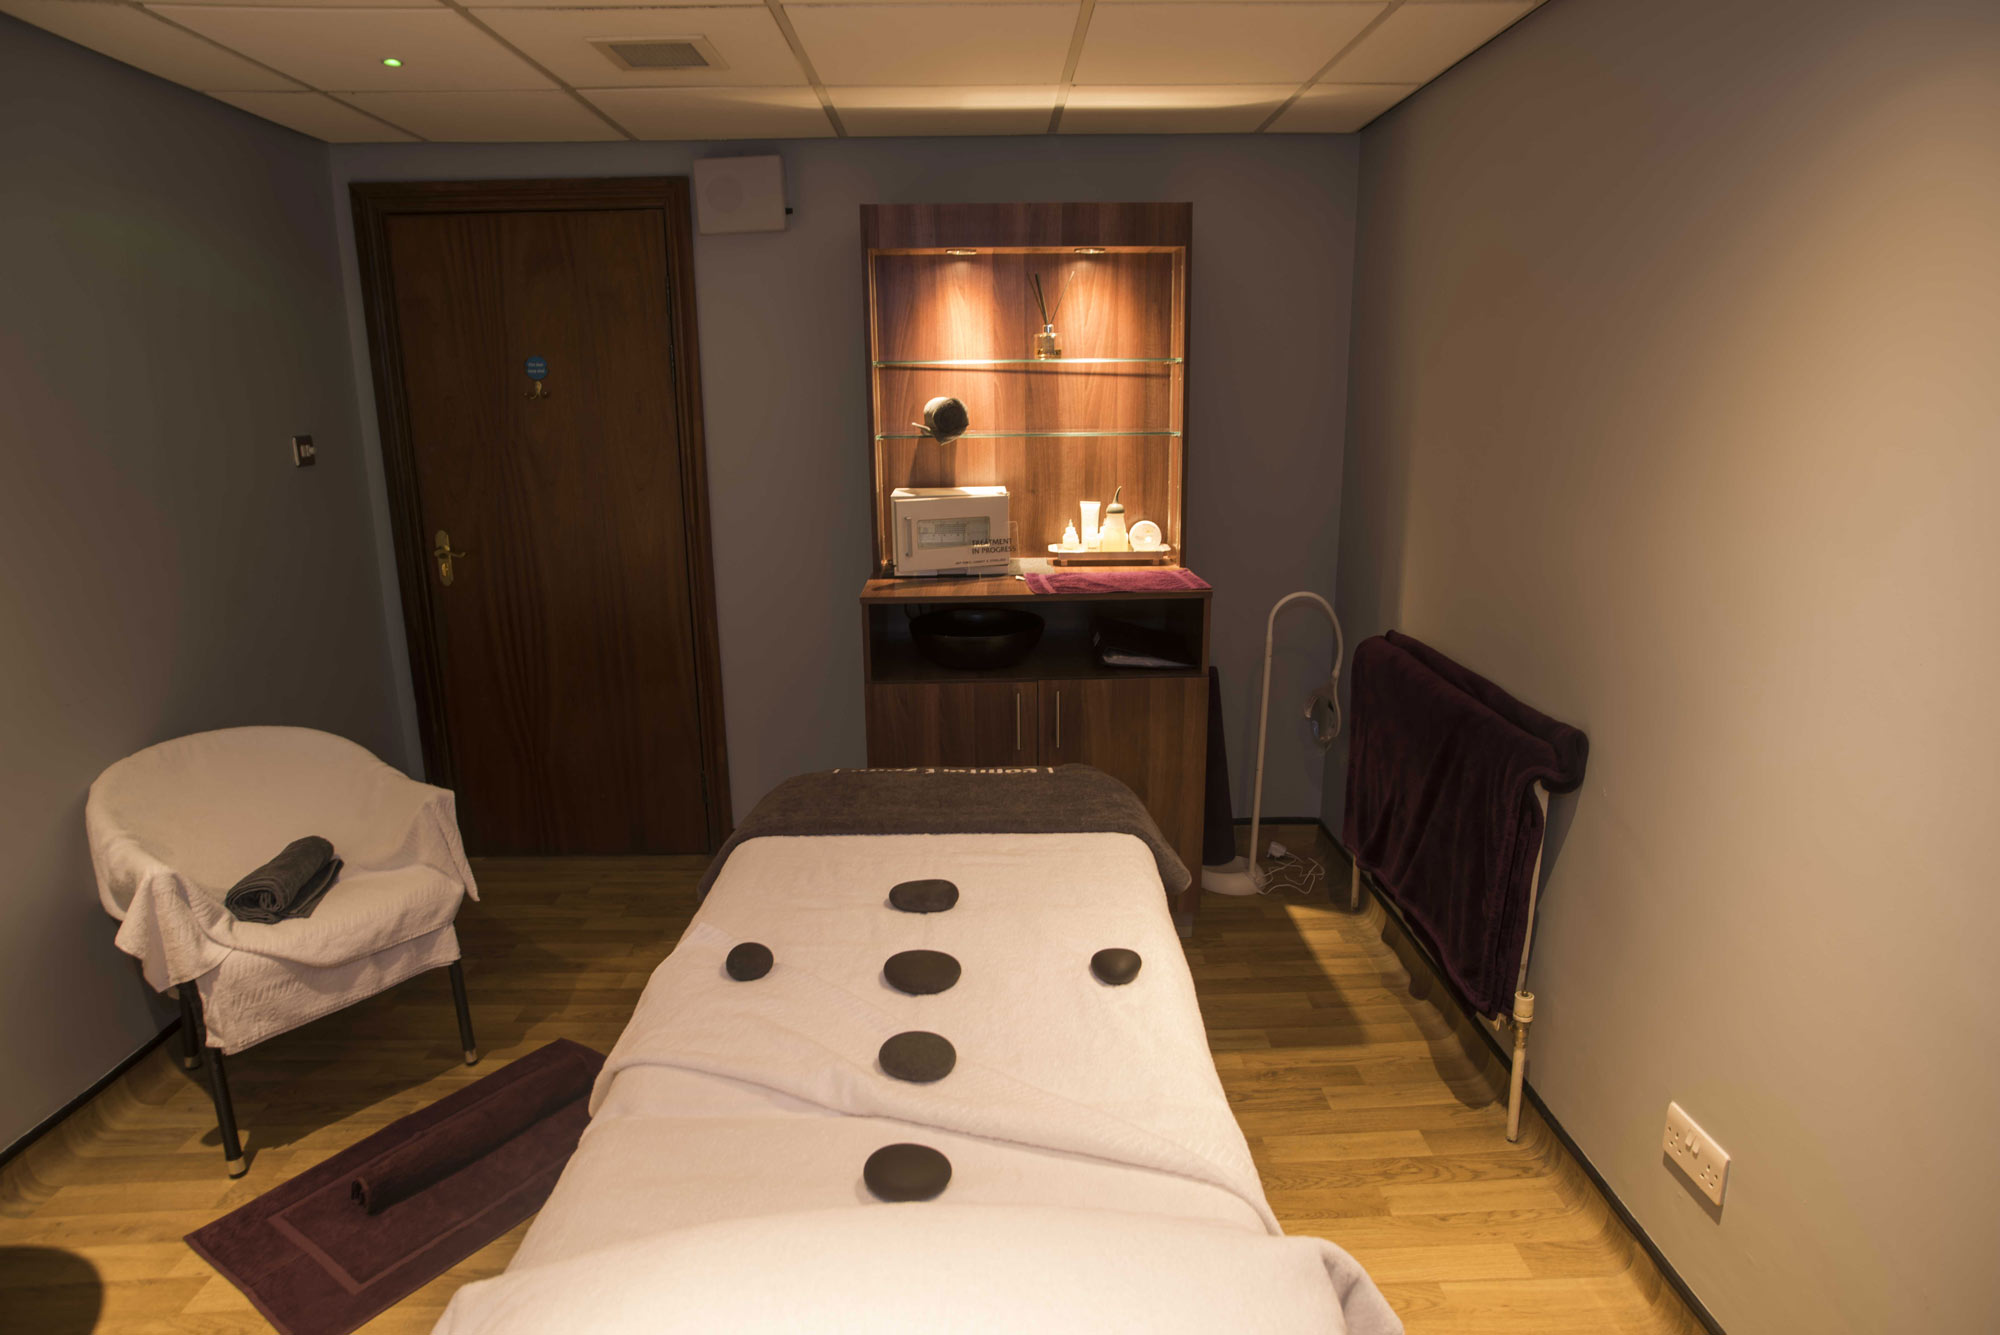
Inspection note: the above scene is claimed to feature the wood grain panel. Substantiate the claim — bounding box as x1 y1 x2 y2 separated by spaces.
1039 675 1206 905
877 432 1179 560
872 250 1179 361
384 207 711 855
862 201 1194 251
865 680 1040 768
0 843 1703 1335
869 248 1184 562
860 203 1191 573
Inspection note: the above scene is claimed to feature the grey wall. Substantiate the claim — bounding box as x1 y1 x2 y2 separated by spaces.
327 137 1359 826
0 18 405 1150
1328 0 2000 1330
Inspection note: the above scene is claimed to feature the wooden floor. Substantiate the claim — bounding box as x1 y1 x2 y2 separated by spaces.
0 841 1702 1334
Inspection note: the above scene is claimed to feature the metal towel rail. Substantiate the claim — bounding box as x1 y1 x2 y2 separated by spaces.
1349 781 1551 1144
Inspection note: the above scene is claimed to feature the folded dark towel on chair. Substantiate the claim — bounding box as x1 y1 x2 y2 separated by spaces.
224 836 343 925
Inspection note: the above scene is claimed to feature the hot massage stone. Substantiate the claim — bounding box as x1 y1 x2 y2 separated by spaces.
878 1030 956 1083
725 942 773 981
864 1143 952 1202
883 949 961 995
889 878 958 913
1090 948 1142 986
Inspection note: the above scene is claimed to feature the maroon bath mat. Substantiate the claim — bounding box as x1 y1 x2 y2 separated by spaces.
186 1038 603 1335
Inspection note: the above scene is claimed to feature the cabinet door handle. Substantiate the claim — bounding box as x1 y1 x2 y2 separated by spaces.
1054 689 1062 750
1015 690 1023 752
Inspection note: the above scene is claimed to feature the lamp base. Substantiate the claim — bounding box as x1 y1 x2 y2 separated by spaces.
1201 857 1263 897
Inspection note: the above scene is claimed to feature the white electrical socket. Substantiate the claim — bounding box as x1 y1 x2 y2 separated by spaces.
1663 1101 1730 1206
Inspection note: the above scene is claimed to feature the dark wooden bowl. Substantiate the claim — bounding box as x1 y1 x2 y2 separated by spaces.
910 606 1044 671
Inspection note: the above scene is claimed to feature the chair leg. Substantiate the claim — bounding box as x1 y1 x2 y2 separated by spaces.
183 988 246 1177
175 986 203 1071
449 960 478 1066
206 1048 247 1178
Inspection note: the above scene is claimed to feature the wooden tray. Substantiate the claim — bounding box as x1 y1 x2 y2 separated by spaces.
1045 545 1176 566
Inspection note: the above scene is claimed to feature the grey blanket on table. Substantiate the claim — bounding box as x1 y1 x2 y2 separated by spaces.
697 765 1190 899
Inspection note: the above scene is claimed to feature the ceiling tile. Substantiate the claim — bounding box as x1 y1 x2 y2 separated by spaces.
343 89 625 139
1061 83 1291 133
0 0 298 90
829 85 1056 136
473 7 805 87
1323 0 1532 84
208 89 416 139
149 5 554 91
583 85 833 138
1266 79 1411 131
1073 2 1380 85
787 4 1075 87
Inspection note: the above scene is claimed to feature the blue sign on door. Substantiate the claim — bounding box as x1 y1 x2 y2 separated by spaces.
524 356 548 380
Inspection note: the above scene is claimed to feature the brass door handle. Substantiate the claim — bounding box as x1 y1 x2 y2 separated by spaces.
432 530 466 586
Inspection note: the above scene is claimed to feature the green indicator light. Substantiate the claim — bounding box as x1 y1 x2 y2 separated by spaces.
381 57 403 67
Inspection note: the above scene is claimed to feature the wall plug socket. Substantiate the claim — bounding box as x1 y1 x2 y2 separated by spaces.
1663 1101 1730 1207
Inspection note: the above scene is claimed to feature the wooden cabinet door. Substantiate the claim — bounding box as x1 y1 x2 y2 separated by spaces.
1039 677 1206 877
866 681 1040 769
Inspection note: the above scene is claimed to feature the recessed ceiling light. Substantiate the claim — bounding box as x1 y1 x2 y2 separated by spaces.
381 57 403 67
945 248 977 257
1074 247 1106 255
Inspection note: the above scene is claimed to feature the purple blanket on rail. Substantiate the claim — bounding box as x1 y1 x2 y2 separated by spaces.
1343 632 1588 1017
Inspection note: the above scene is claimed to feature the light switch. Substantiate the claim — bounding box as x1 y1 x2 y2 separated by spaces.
292 435 317 467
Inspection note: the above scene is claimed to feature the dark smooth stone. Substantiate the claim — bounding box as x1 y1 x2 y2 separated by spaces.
1090 948 1142 986
878 1030 956 1083
888 879 959 913
725 942 773 981
883 949 961 996
863 1143 952 1202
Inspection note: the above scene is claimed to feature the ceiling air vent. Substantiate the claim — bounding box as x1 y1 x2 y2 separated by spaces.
593 37 727 72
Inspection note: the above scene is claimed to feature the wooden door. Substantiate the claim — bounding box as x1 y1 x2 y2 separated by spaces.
1040 677 1206 876
355 181 727 856
865 682 1040 769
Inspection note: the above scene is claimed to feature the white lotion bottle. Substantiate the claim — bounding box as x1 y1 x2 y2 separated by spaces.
1098 487 1130 551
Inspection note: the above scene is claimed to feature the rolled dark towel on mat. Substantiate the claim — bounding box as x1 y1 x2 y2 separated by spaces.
223 836 343 925
350 1046 597 1215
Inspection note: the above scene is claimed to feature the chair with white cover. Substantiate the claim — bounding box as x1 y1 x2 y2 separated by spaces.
87 726 480 1177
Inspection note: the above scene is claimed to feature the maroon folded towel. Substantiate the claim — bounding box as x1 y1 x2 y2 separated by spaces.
349 1042 596 1215
1343 633 1587 1016
1022 568 1210 594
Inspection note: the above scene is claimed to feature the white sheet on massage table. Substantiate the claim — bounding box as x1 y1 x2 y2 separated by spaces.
470 832 1396 1333
514 832 1272 1265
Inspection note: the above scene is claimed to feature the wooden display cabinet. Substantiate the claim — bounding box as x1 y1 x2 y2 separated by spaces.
858 205 1206 927
862 203 1190 570
860 203 1200 927
861 578 1209 928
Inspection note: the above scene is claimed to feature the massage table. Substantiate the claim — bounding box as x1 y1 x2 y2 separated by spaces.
434 768 1400 1334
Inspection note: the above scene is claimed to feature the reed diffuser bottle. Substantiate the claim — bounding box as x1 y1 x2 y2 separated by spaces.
1030 269 1072 360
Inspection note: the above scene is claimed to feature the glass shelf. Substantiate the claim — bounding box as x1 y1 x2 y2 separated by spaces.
873 357 1183 369
875 428 1182 440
